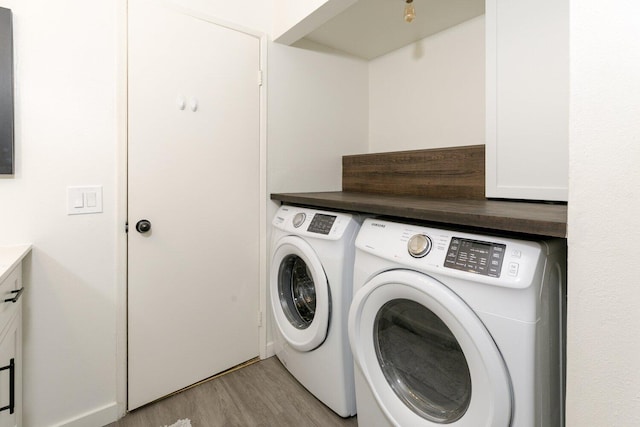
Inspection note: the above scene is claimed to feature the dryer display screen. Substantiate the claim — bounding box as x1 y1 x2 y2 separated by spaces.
444 238 506 277
307 214 336 235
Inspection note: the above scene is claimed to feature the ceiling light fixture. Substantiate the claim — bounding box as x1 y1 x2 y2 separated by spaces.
404 0 416 23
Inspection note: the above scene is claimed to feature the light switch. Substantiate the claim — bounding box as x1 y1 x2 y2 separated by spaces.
86 192 97 208
73 193 84 208
68 186 103 215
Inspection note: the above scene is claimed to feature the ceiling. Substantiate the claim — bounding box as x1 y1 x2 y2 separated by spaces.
300 0 485 60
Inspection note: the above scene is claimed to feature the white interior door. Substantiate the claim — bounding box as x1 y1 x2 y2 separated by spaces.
128 0 261 410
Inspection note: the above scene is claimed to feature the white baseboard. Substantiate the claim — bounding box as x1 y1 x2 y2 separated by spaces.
264 340 275 358
53 402 119 427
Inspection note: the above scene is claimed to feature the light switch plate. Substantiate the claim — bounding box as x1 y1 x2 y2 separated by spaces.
67 186 103 215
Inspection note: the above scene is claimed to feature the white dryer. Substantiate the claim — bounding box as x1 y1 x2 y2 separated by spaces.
349 218 566 427
270 205 361 417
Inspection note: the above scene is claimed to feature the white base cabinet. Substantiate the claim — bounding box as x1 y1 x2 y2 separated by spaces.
0 308 21 427
486 0 569 202
0 246 29 427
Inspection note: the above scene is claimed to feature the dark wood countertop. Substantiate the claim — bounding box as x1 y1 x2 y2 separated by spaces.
271 191 567 238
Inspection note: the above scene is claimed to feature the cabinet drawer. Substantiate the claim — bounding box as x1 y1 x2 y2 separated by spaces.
0 266 21 334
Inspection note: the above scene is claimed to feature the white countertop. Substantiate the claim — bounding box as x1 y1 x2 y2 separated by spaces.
0 244 32 283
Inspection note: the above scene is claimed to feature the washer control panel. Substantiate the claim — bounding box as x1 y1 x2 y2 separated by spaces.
273 206 356 240
444 238 506 277
307 213 337 235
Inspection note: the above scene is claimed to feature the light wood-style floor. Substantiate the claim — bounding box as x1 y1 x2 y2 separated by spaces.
106 356 358 427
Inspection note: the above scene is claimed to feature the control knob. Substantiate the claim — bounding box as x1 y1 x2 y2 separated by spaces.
292 212 306 228
408 234 432 258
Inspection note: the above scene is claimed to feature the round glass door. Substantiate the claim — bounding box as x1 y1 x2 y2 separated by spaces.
270 236 330 352
349 270 512 426
278 254 317 329
374 299 472 423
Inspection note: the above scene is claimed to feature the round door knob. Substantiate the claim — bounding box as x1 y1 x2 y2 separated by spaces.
136 219 152 233
408 234 432 258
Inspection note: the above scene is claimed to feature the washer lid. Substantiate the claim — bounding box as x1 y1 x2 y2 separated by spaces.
270 236 330 352
349 270 512 427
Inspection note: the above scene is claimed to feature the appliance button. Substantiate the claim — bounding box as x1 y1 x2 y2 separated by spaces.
508 262 519 277
512 249 522 258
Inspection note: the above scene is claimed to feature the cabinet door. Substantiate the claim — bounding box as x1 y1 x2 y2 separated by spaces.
486 0 569 201
0 309 21 427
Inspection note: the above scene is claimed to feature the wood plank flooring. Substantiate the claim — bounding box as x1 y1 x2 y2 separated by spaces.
106 356 358 427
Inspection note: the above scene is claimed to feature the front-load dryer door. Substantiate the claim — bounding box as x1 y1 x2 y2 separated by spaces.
349 270 512 427
270 236 330 352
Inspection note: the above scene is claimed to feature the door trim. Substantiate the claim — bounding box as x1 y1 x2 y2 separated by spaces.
117 2 268 415
115 0 128 418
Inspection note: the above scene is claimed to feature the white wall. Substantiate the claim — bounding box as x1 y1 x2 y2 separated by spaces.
0 0 121 425
566 1 640 425
168 0 271 34
268 40 369 197
368 16 485 153
272 0 328 39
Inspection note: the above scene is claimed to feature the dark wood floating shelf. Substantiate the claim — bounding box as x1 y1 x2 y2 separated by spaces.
270 191 568 238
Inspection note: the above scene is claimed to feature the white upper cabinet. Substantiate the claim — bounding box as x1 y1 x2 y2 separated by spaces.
485 0 569 201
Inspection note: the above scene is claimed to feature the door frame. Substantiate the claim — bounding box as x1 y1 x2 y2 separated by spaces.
115 1 268 417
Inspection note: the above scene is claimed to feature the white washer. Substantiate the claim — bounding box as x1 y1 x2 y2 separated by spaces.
349 218 566 427
270 205 361 417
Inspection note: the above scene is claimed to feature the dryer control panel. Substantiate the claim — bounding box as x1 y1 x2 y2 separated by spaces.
354 218 560 289
444 238 506 277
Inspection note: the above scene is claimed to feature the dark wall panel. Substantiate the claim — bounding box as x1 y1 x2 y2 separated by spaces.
0 7 14 175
